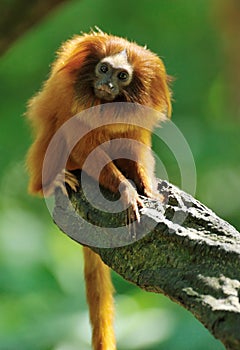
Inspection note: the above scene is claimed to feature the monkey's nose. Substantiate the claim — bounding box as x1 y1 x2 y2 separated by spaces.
108 82 114 90
99 83 115 94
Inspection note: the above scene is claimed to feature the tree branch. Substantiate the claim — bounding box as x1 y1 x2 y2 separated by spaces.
0 0 68 55
53 172 240 350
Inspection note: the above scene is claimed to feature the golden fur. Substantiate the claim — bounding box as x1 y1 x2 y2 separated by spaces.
26 31 171 350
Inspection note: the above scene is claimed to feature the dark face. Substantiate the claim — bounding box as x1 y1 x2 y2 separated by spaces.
94 50 133 101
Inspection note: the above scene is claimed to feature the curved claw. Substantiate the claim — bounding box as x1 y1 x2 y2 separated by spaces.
54 169 79 196
120 181 144 239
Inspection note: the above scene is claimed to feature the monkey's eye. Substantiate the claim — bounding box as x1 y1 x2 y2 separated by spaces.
117 71 129 81
99 64 108 73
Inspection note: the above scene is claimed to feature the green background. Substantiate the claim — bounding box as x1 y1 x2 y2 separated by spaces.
0 0 239 349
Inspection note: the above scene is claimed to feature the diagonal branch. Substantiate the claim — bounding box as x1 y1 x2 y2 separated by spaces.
53 171 240 350
0 0 68 55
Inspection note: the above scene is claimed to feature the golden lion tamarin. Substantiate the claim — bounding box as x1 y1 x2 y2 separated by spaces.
26 30 171 350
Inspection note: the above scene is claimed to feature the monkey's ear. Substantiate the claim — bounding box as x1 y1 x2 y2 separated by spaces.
150 56 172 118
151 61 172 118
53 34 106 74
165 74 173 118
49 36 87 74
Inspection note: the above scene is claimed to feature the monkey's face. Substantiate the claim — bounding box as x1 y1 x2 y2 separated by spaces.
94 50 133 101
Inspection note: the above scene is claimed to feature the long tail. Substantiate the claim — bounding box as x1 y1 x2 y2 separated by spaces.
83 247 116 350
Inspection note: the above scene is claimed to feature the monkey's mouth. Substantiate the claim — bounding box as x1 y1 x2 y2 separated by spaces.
94 86 117 101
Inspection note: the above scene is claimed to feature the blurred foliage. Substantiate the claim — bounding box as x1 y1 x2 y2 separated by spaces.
0 0 239 349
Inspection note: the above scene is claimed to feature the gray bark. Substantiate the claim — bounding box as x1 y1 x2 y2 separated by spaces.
53 172 240 350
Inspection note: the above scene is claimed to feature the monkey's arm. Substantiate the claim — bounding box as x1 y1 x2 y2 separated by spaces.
68 141 144 219
54 175 240 350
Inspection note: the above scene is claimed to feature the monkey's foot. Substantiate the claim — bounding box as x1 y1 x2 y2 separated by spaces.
54 169 79 196
143 189 164 203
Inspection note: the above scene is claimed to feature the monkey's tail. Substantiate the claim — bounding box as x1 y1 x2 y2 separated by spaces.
83 247 116 350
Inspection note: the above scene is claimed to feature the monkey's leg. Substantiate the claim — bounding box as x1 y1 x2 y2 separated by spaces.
115 149 163 202
83 247 116 350
133 162 164 202
135 166 164 203
27 131 60 195
27 125 77 197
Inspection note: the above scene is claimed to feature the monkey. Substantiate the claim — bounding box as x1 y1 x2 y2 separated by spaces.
26 29 172 350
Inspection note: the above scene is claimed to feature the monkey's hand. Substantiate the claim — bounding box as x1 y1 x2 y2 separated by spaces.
119 180 144 224
47 169 79 197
